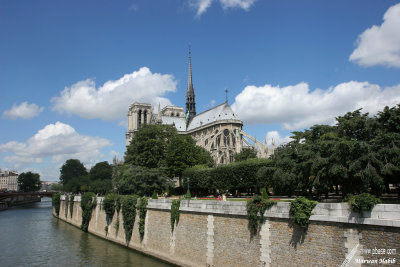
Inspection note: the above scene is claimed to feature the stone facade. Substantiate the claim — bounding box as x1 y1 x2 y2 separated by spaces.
0 170 18 191
56 197 400 267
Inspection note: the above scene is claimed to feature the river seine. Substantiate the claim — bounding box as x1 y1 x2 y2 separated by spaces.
0 198 173 267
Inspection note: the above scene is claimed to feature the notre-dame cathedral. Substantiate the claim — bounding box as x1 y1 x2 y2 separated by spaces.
126 49 274 165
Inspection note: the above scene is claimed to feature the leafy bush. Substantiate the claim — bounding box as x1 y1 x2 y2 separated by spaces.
80 192 97 232
246 195 276 235
289 196 317 228
152 191 158 199
52 193 61 217
170 199 181 233
347 193 381 213
121 195 138 245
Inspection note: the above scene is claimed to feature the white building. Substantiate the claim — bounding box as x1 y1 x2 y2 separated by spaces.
0 169 19 191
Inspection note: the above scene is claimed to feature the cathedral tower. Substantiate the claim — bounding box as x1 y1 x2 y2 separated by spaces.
185 46 196 123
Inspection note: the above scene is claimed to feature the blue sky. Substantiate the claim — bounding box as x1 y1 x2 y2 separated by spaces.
1 0 400 181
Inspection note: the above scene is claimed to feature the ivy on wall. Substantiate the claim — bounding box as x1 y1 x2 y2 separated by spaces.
289 196 317 228
80 192 97 232
69 194 75 218
114 196 121 234
121 195 138 245
137 197 148 241
64 195 69 218
170 199 181 234
246 195 276 236
52 193 61 217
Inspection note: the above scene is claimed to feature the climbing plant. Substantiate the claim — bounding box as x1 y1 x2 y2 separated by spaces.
103 193 119 235
69 194 75 218
121 195 138 244
170 199 181 234
246 195 276 236
52 193 61 217
137 197 148 241
80 192 97 232
289 196 317 228
114 195 121 234
64 195 69 218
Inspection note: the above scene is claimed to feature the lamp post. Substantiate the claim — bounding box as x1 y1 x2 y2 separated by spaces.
187 177 190 200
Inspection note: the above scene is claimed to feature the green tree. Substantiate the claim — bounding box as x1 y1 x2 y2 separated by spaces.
125 124 177 168
18 172 41 192
113 165 170 196
89 161 112 181
165 134 213 179
60 159 87 186
234 147 257 162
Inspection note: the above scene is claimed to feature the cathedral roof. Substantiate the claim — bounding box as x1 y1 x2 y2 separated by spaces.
187 102 242 131
161 116 187 132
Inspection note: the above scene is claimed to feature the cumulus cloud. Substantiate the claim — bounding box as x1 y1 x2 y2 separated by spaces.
0 122 112 168
191 0 257 17
51 67 177 120
2 102 44 120
231 81 400 130
265 131 292 147
349 3 400 68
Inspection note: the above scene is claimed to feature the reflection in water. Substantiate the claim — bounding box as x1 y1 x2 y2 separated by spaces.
0 198 173 267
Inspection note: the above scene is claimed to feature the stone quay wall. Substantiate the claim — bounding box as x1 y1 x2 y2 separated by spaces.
55 197 400 267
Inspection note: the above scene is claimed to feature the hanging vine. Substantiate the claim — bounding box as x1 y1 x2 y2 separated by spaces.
121 195 138 245
114 195 121 234
80 192 97 232
137 197 148 241
289 196 317 228
64 195 69 218
170 199 181 234
103 193 118 235
246 195 276 236
69 194 75 218
52 193 61 217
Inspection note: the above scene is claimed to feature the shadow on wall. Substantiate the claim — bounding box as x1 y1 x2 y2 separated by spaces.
289 222 307 249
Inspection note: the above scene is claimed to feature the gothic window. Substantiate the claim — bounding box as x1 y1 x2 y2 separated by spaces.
229 150 234 163
176 113 179 117
220 157 224 164
171 112 174 116
138 110 142 128
231 133 236 147
144 110 147 124
223 129 230 147
205 138 208 146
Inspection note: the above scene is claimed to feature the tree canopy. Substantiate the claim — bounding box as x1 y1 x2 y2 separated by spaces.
125 124 177 168
18 172 41 192
60 159 87 186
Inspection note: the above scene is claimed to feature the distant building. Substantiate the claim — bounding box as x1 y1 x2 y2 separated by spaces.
0 169 19 191
40 181 58 191
126 48 275 165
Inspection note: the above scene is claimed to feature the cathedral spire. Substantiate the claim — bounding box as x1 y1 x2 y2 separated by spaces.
186 44 196 123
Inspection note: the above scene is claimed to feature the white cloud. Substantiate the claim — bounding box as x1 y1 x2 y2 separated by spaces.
231 81 400 130
349 3 400 68
191 0 257 17
0 122 112 168
2 102 44 120
51 67 177 120
219 0 256 10
265 131 292 147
